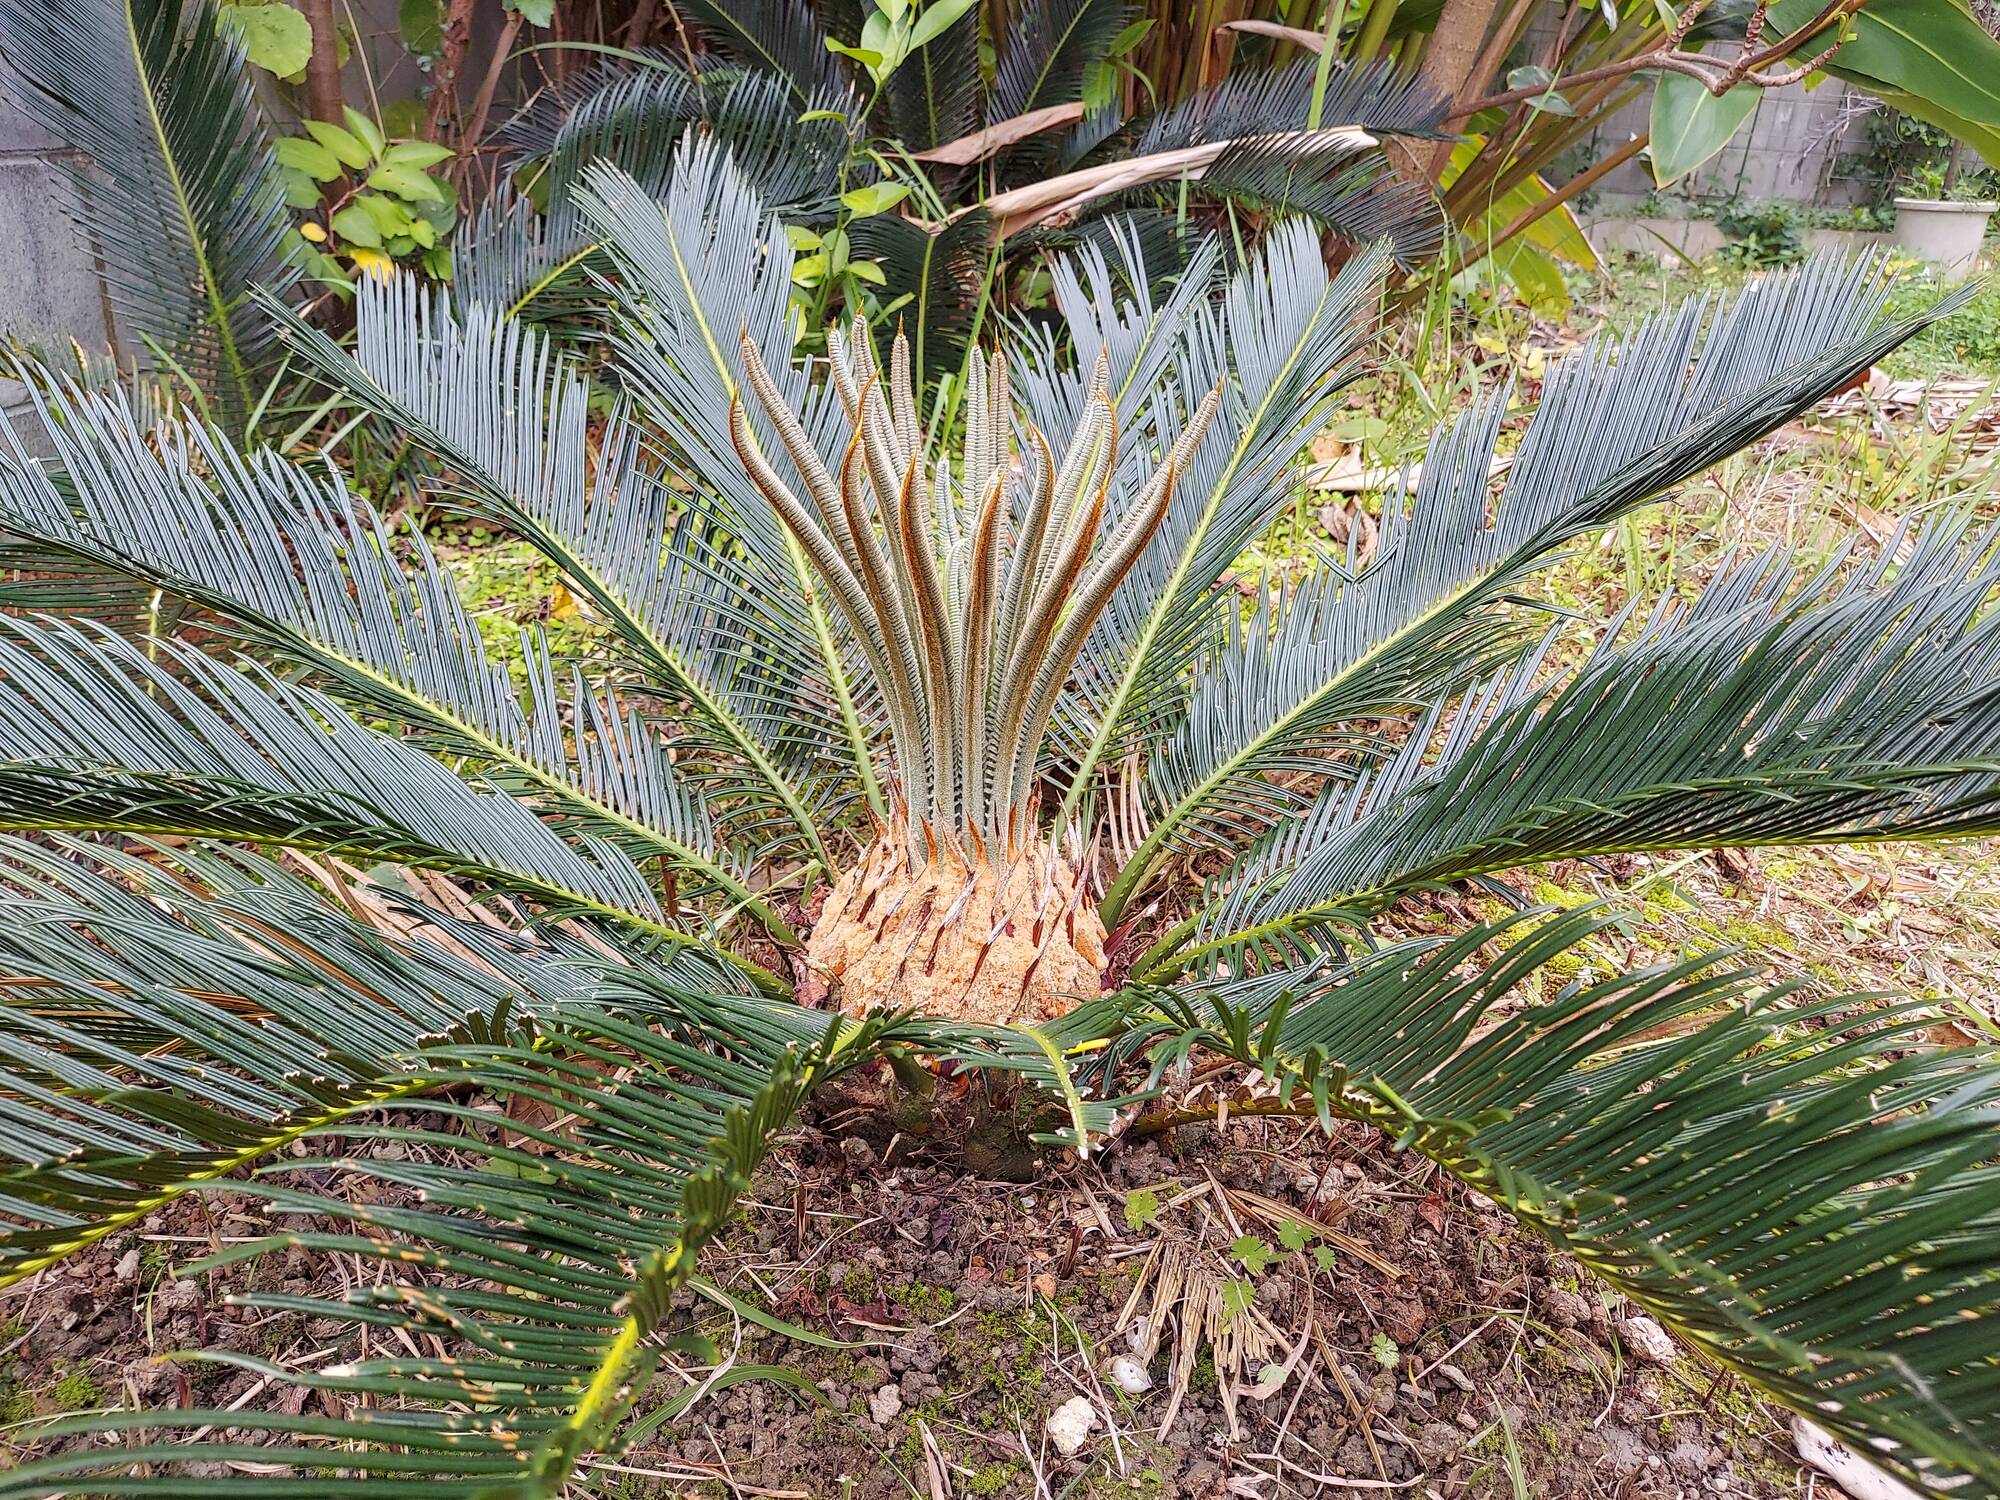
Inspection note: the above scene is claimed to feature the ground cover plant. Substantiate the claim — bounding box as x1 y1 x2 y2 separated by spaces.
0 129 1999 1499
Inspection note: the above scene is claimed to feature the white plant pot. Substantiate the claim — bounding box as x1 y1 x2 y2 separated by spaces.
1891 197 1996 280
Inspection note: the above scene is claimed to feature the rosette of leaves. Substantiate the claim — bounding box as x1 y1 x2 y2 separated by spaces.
0 138 1996 1495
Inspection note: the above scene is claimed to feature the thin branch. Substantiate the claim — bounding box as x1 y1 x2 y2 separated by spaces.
1448 0 1868 119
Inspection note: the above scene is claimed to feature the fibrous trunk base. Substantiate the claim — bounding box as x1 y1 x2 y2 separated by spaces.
807 836 1107 1024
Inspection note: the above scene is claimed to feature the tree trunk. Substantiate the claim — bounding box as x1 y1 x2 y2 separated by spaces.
1402 0 1508 182
299 0 344 126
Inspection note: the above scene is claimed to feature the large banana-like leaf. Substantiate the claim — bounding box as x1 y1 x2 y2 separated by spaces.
0 846 877 1494
1154 907 2000 1496
1097 254 1965 925
1172 516 2000 978
0 0 296 423
1773 0 2000 168
0 371 783 938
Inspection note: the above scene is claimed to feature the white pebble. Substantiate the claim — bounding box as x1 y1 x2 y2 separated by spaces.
1620 1315 1676 1366
1046 1394 1098 1456
869 1383 902 1424
1107 1355 1153 1394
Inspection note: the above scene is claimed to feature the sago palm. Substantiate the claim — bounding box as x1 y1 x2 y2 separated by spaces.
1 138 1999 1497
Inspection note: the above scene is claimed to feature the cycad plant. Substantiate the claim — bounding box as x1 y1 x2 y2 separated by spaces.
2 138 2000 1496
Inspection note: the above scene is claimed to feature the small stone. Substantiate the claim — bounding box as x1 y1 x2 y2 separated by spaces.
1107 1355 1153 1394
1620 1315 1676 1366
1433 1362 1474 1392
114 1248 141 1281
1046 1394 1097 1456
1456 1410 1479 1432
841 1137 878 1168
868 1383 902 1425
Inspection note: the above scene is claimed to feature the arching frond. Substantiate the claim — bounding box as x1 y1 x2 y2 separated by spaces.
1148 908 2000 1497
0 847 878 1492
1100 254 1967 924
0 617 783 978
1176 517 2000 977
990 0 1135 123
847 210 995 389
273 263 846 868
0 0 296 423
0 369 779 934
671 0 852 107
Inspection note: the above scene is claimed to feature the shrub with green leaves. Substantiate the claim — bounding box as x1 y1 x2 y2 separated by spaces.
0 137 1998 1495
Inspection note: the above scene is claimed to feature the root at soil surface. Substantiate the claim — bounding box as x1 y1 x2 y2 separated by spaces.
806 833 1107 1023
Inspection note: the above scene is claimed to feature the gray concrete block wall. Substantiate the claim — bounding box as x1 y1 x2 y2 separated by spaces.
0 62 124 431
1571 76 1882 211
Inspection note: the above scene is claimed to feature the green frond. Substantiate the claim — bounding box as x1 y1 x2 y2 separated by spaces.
0 0 296 423
0 616 786 983
990 0 1135 122
271 255 846 868
1 871 878 1491
669 0 853 109
0 368 786 939
1176 516 2000 976
1148 908 2000 1496
1100 252 1966 926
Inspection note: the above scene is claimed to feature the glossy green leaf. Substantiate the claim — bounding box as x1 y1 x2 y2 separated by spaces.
1773 0 2000 166
303 117 372 169
383 138 453 168
329 201 382 246
342 104 385 158
1649 74 1760 185
274 134 341 181
841 179 912 216
368 162 444 202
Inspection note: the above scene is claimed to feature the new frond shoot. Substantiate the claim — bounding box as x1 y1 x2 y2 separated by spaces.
733 320 1218 1022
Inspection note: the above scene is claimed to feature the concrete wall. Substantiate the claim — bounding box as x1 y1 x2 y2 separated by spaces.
0 67 122 373
1572 76 1883 211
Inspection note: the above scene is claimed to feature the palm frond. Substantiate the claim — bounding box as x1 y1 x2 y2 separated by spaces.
575 143 894 828
847 212 995 396
1177 517 2000 975
1151 908 2000 1495
0 616 784 979
0 837 548 1283
271 249 849 867
1007 222 1388 837
1099 253 1966 925
1192 134 1448 265
526 64 849 226
0 368 781 935
990 0 1135 122
0 0 296 422
1 853 880 1490
879 3 982 151
1129 55 1451 151
672 0 852 107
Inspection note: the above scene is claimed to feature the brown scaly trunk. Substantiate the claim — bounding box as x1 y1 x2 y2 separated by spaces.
807 817 1107 1025
1401 0 1509 182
